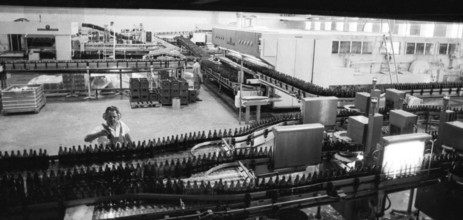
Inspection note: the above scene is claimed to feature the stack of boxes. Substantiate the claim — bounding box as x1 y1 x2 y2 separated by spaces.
189 90 197 103
130 76 195 106
160 79 172 105
171 79 180 99
129 78 140 102
159 70 169 80
179 78 189 105
139 78 149 102
62 74 86 91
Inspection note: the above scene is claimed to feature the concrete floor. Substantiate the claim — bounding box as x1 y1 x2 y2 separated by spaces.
0 86 241 155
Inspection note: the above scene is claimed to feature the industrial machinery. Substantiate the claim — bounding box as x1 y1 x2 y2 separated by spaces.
2 29 463 220
1 90 463 220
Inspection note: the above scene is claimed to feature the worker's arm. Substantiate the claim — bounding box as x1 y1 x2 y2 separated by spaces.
84 130 108 142
125 133 133 145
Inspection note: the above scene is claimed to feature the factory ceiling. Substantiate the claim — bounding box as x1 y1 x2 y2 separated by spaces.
1 0 463 23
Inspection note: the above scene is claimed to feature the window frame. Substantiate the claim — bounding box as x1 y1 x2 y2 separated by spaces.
332 40 374 55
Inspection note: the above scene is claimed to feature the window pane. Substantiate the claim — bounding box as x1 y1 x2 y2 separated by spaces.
362 42 373 54
425 43 434 55
332 41 339 53
351 41 362 54
416 43 425 54
406 43 416 54
439 43 448 55
434 24 447 37
340 41 351 53
449 43 457 55
410 24 421 36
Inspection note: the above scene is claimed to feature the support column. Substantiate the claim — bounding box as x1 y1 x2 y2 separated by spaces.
83 66 95 100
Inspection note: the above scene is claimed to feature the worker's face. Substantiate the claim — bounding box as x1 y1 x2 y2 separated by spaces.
105 110 119 126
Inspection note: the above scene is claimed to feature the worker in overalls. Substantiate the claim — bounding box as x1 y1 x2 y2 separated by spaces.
85 106 133 146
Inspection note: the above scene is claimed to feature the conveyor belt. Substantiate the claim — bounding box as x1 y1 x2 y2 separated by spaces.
3 59 186 73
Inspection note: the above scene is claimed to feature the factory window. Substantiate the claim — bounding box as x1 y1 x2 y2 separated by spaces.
449 43 458 55
406 42 435 55
362 42 373 54
410 24 421 36
332 41 339 53
339 41 351 54
406 43 416 54
8 34 23 51
351 41 362 54
425 43 435 55
439 43 449 54
415 43 425 54
333 41 373 54
434 24 447 37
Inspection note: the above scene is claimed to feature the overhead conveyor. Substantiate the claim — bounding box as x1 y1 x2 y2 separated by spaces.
3 59 186 73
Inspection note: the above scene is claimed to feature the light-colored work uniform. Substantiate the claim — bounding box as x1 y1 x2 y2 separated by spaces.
90 121 130 145
192 61 203 83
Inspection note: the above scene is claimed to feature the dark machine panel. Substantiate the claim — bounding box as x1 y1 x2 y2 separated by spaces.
273 123 324 170
416 183 463 220
440 121 463 152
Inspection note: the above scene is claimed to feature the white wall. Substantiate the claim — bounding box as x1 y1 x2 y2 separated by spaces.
55 35 71 60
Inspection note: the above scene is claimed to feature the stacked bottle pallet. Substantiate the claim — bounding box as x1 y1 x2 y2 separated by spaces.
129 78 141 102
62 74 86 91
129 78 161 108
179 78 189 105
160 79 172 105
1 84 46 115
139 78 150 102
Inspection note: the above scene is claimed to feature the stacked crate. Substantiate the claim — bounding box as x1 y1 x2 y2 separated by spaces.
171 79 180 98
189 89 197 103
139 78 150 102
160 79 172 105
159 70 169 80
1 84 46 115
129 78 140 102
43 83 64 92
62 74 86 91
179 78 189 105
149 89 160 102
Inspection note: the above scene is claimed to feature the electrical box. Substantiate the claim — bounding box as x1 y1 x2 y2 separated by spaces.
348 114 383 150
354 92 370 114
273 123 324 170
347 115 368 146
385 89 406 110
389 110 417 135
300 96 338 126
440 121 463 152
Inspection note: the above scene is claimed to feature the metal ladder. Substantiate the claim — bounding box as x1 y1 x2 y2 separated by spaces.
381 23 400 84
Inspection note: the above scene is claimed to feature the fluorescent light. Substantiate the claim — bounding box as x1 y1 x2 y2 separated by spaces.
380 133 430 179
382 140 424 178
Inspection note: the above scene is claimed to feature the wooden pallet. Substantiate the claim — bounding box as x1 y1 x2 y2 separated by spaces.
130 101 161 109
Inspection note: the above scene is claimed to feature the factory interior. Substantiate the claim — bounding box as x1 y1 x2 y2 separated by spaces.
1 1 463 220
